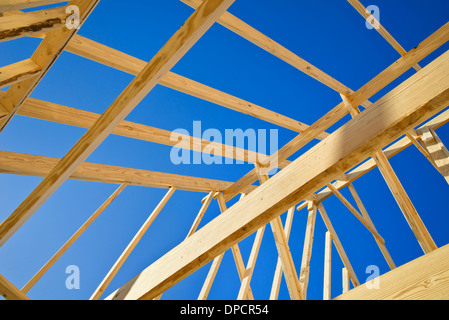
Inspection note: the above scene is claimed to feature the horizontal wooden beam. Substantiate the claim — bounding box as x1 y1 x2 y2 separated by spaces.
0 0 67 13
335 243 449 300
0 59 41 89
0 150 258 193
0 6 68 42
1 91 289 166
105 48 449 300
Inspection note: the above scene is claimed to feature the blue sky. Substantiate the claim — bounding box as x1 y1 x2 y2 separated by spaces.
0 0 449 300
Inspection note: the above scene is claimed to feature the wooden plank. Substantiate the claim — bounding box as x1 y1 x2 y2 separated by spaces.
372 151 437 254
419 127 449 184
347 183 396 270
21 183 128 293
0 59 41 89
186 191 214 238
181 0 368 98
335 243 449 300
90 187 176 300
59 34 327 137
298 202 317 298
0 0 67 13
0 150 258 193
326 183 385 244
268 206 295 300
105 50 449 300
347 0 421 71
0 274 30 300
342 268 350 294
0 0 236 248
0 6 68 42
318 203 360 287
0 0 99 131
5 92 280 166
323 231 332 301
222 21 449 202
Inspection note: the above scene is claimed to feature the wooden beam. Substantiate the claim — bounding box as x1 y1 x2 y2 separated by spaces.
335 243 449 300
268 206 295 300
0 6 68 42
0 0 236 247
0 0 67 13
0 150 258 194
21 183 128 294
297 107 449 210
342 268 350 294
0 59 41 89
222 21 449 202
347 0 421 71
372 151 437 254
58 34 327 137
198 193 254 300
5 92 283 166
90 187 176 300
0 274 30 300
0 0 99 132
323 231 332 301
318 203 360 287
105 50 449 300
180 0 371 99
298 202 317 298
186 191 214 238
326 183 385 244
419 127 449 184
347 183 396 270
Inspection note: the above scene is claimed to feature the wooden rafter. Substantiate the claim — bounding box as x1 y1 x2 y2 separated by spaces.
0 0 67 13
105 48 449 300
0 274 30 300
0 0 236 247
0 59 41 89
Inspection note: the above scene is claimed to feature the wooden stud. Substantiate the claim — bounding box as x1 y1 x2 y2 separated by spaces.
186 191 214 238
21 183 128 294
342 268 350 294
323 231 332 301
298 202 317 298
0 274 30 300
419 127 449 184
90 187 176 300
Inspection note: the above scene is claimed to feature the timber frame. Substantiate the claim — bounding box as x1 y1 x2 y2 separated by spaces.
0 0 449 300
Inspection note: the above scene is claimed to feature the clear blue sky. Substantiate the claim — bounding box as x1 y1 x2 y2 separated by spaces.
0 0 449 300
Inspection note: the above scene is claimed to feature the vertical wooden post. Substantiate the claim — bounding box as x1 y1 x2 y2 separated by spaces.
323 231 332 300
299 201 317 298
342 268 350 294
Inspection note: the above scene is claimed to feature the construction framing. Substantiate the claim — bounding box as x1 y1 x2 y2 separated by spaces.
0 0 449 300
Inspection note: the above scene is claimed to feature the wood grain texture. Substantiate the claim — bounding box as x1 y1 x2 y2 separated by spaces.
0 274 30 300
105 48 449 301
0 59 41 89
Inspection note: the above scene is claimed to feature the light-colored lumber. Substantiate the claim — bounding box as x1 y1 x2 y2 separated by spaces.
297 107 449 210
0 0 236 248
105 49 449 300
0 0 99 131
326 183 385 244
347 183 396 270
323 231 332 301
318 203 360 287
186 191 214 238
298 202 317 298
419 127 449 184
57 34 327 137
0 150 258 194
372 151 437 254
0 0 67 13
0 59 41 89
1 92 281 166
222 21 449 202
342 268 350 294
90 187 176 300
0 6 67 42
335 243 449 300
198 193 254 300
0 274 30 300
347 0 421 71
21 183 127 294
268 206 295 300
